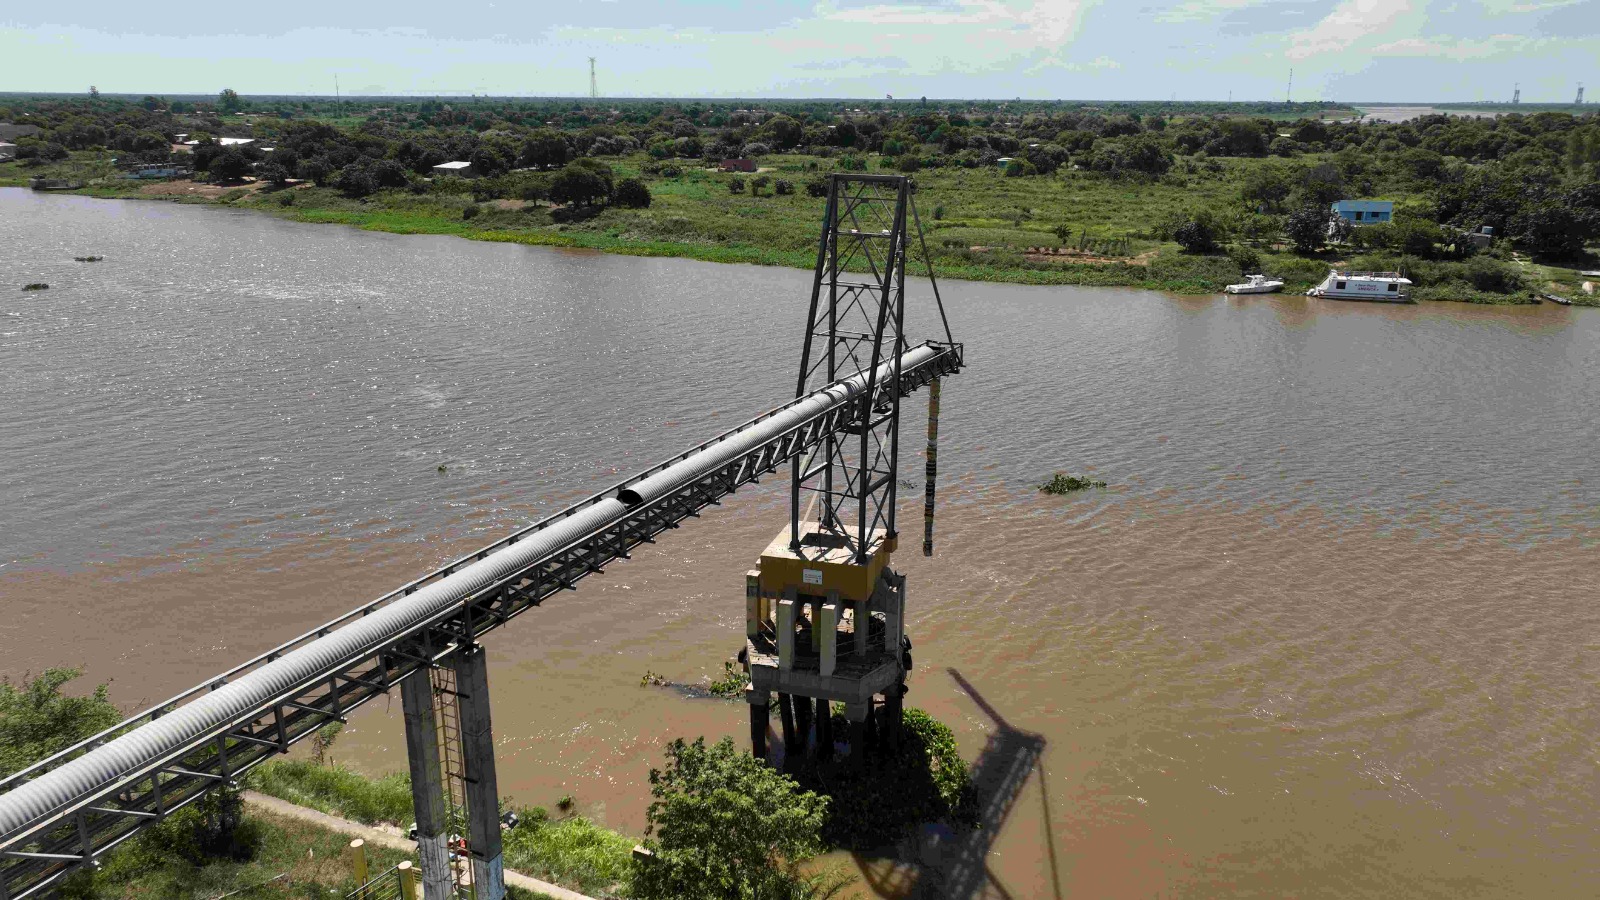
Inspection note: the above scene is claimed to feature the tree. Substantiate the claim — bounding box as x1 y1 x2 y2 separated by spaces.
208 147 253 182
88 86 99 99
218 88 241 113
1285 206 1334 254
1173 212 1224 253
257 162 290 187
0 669 122 778
549 161 612 206
333 164 377 198
612 177 652 208
631 737 840 900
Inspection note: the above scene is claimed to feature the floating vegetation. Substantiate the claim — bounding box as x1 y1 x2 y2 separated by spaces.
706 660 747 699
1038 472 1107 494
639 670 668 687
556 794 575 813
436 464 447 472
73 256 103 262
22 283 48 291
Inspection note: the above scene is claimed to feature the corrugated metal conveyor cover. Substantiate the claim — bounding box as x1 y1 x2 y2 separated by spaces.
0 498 624 838
0 342 943 841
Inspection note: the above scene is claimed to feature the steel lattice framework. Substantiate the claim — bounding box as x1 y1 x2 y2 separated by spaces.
0 340 960 900
792 174 953 562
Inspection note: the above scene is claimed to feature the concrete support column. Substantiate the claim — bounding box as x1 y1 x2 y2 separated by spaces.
745 571 762 639
854 597 870 656
794 693 813 753
453 645 505 900
815 698 833 762
819 601 839 677
777 693 797 755
777 596 797 671
884 683 905 753
400 672 452 900
844 701 871 770
883 573 904 657
748 690 769 759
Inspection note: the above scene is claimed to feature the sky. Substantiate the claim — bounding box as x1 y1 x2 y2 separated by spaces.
2 0 1595 102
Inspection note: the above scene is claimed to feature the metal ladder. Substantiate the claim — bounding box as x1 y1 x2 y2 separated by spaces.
430 664 474 900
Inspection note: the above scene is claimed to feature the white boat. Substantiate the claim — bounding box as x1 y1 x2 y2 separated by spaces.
1224 274 1284 294
1306 270 1413 303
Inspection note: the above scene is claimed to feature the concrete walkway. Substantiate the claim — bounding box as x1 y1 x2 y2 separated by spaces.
242 791 601 900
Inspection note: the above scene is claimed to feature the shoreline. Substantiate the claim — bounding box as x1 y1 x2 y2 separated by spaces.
5 182 1587 306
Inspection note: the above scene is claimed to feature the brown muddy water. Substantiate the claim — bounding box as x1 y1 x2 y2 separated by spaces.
2 188 1598 898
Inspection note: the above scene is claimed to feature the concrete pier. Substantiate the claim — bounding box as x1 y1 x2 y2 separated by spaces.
400 672 453 900
454 645 506 900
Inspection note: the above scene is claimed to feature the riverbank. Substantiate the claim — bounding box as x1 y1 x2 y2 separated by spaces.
8 153 1591 303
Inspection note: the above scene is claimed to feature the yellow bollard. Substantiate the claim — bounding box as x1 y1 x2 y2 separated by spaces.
349 839 368 899
397 860 417 900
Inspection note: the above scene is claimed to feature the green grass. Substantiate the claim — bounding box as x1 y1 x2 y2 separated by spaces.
502 809 635 899
246 760 635 898
247 760 413 825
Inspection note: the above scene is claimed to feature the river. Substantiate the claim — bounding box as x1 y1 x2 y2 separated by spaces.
2 188 1597 898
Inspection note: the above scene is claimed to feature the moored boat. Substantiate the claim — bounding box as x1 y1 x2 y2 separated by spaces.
1306 270 1413 303
1539 292 1572 306
1225 274 1284 294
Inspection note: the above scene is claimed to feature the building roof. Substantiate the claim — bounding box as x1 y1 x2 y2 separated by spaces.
433 161 472 170
1331 199 1393 210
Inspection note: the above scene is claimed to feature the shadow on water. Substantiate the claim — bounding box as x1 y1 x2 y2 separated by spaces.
852 668 1061 900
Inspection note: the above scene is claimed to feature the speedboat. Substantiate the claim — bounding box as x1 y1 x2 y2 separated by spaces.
1224 274 1284 294
1306 270 1413 302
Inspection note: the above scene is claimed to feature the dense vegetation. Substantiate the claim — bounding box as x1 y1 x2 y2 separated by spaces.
4 92 1597 300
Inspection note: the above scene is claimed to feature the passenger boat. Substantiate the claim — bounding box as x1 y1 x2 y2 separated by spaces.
1224 274 1284 294
1306 270 1413 303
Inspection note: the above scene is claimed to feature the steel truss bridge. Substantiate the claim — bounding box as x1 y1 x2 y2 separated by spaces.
0 174 962 900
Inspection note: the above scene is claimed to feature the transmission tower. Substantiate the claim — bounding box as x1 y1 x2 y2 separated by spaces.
1512 83 1521 105
589 57 598 100
1286 68 1293 104
1577 83 1585 105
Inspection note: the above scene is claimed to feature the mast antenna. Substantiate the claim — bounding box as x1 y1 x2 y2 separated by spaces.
589 58 598 100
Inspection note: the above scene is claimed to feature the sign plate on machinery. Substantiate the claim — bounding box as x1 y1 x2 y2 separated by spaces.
802 568 823 585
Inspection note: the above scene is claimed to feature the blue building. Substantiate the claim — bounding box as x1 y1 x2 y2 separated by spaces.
1331 200 1393 224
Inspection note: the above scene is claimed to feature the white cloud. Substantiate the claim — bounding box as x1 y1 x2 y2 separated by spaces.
1287 0 1421 60
1370 32 1535 57
1153 0 1260 24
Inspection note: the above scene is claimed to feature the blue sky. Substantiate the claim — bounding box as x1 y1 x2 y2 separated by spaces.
3 0 1594 100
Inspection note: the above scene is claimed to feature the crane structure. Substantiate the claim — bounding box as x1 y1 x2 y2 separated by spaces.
0 173 961 900
742 175 952 766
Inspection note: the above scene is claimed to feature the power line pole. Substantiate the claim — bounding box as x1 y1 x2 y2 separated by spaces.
589 57 598 100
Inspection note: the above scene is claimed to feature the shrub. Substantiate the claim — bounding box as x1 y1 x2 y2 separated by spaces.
804 177 828 198
774 178 795 196
1227 244 1262 273
503 812 634 898
462 203 480 220
751 174 772 196
1173 213 1224 254
613 177 652 208
729 177 746 194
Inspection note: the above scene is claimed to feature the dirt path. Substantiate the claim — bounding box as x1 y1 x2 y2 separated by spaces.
241 791 600 900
